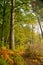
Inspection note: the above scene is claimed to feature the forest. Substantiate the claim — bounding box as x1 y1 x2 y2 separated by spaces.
0 0 43 65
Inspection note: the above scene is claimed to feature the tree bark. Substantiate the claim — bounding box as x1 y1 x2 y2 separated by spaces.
9 0 15 49
32 25 34 44
37 17 43 38
1 0 5 46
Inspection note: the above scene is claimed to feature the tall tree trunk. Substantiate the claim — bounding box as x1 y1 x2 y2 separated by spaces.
32 25 34 44
1 0 5 46
9 0 15 49
37 17 43 38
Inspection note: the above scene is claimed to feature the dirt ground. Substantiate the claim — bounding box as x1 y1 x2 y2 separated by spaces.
24 58 41 65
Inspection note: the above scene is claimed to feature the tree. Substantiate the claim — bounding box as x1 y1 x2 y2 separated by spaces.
9 0 37 49
9 0 15 49
31 0 43 38
2 0 5 45
0 0 11 46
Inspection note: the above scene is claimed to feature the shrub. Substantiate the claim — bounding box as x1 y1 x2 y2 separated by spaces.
0 57 9 65
13 55 24 65
0 41 3 48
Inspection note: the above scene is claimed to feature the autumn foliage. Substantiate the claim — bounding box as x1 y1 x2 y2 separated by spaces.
0 47 16 65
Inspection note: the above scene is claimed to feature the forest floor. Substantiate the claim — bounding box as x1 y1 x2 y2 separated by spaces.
24 58 42 65
18 45 43 65
0 46 43 65
21 52 43 65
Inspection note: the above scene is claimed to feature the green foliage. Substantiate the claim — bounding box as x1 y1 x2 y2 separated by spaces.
0 0 37 45
13 55 24 65
15 23 31 45
39 0 43 2
0 57 9 65
0 41 2 48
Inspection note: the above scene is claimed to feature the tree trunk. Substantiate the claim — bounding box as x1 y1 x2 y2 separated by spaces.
1 0 5 46
9 0 15 49
32 25 34 44
37 17 43 38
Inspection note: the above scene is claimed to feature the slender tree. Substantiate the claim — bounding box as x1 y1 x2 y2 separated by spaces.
1 0 5 46
31 0 43 38
9 0 15 49
37 16 43 38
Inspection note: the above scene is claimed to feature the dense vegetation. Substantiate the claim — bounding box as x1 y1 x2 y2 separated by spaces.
0 0 43 65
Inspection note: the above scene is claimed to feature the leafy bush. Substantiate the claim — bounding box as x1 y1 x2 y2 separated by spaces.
13 55 24 65
0 41 3 48
0 57 9 65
